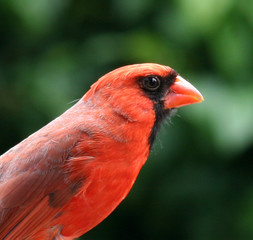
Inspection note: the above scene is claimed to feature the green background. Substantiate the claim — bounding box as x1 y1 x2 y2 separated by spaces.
0 0 253 239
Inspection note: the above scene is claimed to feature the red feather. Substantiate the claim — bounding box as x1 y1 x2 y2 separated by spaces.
0 63 203 239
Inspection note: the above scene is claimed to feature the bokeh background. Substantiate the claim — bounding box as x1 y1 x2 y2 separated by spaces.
0 0 253 239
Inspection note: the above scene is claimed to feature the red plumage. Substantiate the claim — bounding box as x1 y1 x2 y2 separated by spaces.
0 63 203 239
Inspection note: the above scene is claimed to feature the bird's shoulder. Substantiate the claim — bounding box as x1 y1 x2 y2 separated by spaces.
0 103 93 239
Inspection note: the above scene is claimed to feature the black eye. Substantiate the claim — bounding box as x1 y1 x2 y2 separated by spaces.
142 76 160 91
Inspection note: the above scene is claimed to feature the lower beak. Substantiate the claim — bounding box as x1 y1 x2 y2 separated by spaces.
164 76 204 109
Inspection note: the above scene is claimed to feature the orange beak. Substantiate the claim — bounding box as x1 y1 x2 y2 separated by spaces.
164 75 204 109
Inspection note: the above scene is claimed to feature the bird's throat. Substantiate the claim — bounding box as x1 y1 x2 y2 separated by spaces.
149 103 176 148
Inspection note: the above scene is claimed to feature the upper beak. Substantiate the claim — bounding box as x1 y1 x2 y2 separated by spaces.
164 75 204 109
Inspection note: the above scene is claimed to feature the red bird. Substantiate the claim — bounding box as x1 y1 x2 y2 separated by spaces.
0 63 203 239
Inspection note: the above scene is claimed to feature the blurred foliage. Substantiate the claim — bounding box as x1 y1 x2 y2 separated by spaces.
0 0 253 239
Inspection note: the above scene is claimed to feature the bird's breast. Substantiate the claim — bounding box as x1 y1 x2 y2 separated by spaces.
56 121 153 237
57 152 148 238
52 101 156 238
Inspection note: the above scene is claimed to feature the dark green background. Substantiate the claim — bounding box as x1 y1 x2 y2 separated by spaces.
0 0 253 239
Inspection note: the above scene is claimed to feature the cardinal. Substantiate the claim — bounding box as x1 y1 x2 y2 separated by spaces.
0 63 203 239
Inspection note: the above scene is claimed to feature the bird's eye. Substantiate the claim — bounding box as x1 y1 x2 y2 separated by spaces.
142 76 160 91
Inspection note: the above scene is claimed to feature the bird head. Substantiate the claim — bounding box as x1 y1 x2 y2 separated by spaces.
81 63 203 147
